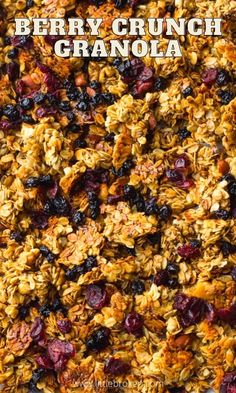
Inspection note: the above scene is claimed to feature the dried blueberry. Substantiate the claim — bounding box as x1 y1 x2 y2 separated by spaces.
7 48 19 59
39 304 51 317
86 327 111 351
21 114 35 124
114 0 127 8
33 92 47 104
74 138 87 149
20 97 34 110
182 86 193 98
58 101 70 111
144 197 159 215
104 132 115 143
65 265 84 281
212 209 231 220
158 205 172 221
10 231 24 243
216 69 231 86
178 127 191 141
3 104 20 121
154 270 170 286
131 279 145 295
19 305 29 320
166 169 183 183
153 76 167 91
89 80 101 90
220 241 236 257
218 90 234 105
84 256 97 272
39 245 56 263
71 210 85 226
88 191 100 220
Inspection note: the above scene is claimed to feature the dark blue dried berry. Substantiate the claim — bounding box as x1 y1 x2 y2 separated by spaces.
182 86 193 98
65 265 84 281
86 327 111 351
218 90 234 105
178 127 191 141
158 205 172 221
20 97 34 110
213 209 231 220
39 245 56 262
71 210 85 226
7 48 19 59
131 279 145 294
39 304 51 317
216 69 231 86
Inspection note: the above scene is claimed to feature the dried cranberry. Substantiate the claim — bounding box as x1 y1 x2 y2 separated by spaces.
220 371 236 393
0 120 19 131
30 318 46 346
30 211 48 229
36 354 54 370
177 243 200 259
174 155 190 171
124 312 143 335
57 319 72 334
119 59 145 84
11 35 33 49
44 35 62 46
86 284 109 310
154 270 170 286
216 303 236 326
6 62 20 82
36 62 61 92
47 339 75 371
35 106 57 118
202 68 218 86
132 80 154 98
104 358 130 376
175 179 194 189
107 194 123 204
174 293 208 327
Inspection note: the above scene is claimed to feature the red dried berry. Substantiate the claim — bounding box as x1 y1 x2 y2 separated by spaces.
174 154 190 171
36 354 54 370
47 339 75 371
174 293 208 327
0 120 19 131
86 284 109 310
124 312 143 335
216 303 236 326
30 211 48 229
220 371 236 393
175 179 194 189
57 319 72 334
202 68 218 86
30 317 46 346
104 357 130 375
177 244 200 259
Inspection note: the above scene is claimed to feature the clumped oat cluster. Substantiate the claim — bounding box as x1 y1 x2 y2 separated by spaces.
0 0 236 392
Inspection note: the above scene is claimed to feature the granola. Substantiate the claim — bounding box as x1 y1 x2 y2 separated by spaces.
0 0 236 392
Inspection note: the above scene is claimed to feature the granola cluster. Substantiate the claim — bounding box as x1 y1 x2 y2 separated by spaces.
0 0 236 392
